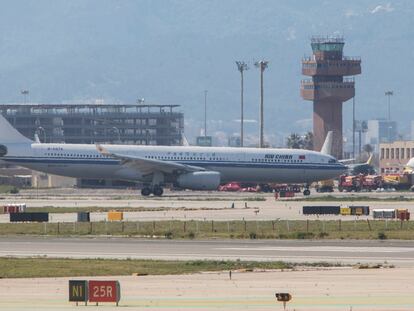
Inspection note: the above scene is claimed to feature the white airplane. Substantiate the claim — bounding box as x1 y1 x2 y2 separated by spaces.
0 114 346 196
403 158 414 173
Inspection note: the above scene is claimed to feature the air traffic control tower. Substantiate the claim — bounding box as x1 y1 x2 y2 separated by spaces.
301 36 361 159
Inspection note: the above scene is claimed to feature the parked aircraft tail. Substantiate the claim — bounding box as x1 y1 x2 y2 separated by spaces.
0 113 32 144
366 153 374 165
320 131 333 155
182 134 190 146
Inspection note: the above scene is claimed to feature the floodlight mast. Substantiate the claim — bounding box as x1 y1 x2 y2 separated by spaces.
21 90 29 104
204 90 208 137
255 60 269 148
385 90 393 120
236 61 249 147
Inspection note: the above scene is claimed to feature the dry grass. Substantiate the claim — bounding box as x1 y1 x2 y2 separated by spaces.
0 219 413 240
0 257 296 278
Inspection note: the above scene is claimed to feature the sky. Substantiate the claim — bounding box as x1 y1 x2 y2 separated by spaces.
0 0 412 147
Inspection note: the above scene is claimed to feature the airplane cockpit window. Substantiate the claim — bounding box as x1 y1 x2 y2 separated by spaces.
0 145 7 157
328 159 337 163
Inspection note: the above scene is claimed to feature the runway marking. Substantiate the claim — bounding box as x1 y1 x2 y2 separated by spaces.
218 246 414 253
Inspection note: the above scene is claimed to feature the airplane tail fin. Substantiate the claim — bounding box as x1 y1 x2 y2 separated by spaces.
366 153 374 165
34 133 41 143
320 131 333 155
0 113 32 144
182 134 190 146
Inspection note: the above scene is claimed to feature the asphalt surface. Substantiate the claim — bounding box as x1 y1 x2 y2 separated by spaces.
3 188 414 222
2 237 414 266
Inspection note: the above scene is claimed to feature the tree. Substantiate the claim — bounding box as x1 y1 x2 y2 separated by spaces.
286 132 314 150
302 131 313 150
286 133 302 149
363 144 374 155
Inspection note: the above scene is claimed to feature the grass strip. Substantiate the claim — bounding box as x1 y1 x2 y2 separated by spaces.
0 257 341 278
1 220 414 240
0 185 19 194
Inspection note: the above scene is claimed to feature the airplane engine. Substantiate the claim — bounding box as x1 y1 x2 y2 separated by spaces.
0 145 7 157
177 171 221 190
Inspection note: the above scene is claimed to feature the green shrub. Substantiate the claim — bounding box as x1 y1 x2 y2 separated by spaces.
296 232 315 239
9 187 19 194
164 231 173 239
249 232 257 239
318 232 329 238
378 232 387 240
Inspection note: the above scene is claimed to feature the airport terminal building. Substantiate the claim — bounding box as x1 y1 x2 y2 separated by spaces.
0 103 184 145
0 102 184 187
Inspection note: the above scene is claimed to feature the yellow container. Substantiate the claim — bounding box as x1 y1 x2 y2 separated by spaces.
108 211 123 221
340 207 351 216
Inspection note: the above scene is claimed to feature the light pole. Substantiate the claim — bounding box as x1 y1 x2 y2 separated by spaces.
255 60 269 148
112 127 121 143
385 90 393 120
388 125 392 143
204 90 208 137
236 61 249 147
146 129 150 145
36 126 46 143
21 90 29 104
352 96 355 159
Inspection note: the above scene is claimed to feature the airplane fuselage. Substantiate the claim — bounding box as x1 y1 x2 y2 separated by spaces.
2 142 346 184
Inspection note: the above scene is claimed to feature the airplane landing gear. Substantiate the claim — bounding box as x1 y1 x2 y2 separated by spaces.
153 185 164 196
141 187 152 196
303 185 311 196
140 185 164 197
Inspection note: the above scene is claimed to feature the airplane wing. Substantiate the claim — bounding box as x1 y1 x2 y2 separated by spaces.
339 158 355 164
96 144 205 175
341 154 372 165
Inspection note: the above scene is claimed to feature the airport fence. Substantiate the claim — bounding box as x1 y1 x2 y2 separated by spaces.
2 219 414 239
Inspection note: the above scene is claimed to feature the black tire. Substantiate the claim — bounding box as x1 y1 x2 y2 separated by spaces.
141 187 151 196
303 189 311 196
153 187 164 196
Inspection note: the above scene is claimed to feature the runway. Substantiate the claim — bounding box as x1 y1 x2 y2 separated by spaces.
2 237 414 266
2 268 414 310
